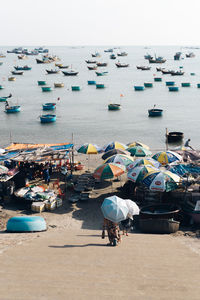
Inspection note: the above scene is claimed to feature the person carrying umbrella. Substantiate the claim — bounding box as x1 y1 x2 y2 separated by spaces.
102 218 121 246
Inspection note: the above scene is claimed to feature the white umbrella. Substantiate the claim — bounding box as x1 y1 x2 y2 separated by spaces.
124 199 140 216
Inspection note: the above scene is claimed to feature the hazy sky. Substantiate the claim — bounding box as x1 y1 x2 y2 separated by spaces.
1 0 200 45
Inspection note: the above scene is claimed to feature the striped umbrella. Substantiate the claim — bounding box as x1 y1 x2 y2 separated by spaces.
127 146 152 157
152 151 182 166
127 158 161 171
143 170 180 192
77 143 101 154
127 165 159 183
104 154 133 169
93 163 125 180
127 141 150 150
103 141 127 152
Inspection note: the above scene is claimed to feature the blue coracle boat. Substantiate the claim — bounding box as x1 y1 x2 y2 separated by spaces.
42 103 56 110
40 114 56 123
168 86 179 92
5 105 21 113
88 80 96 85
7 216 47 232
148 108 163 117
166 81 175 86
134 86 144 91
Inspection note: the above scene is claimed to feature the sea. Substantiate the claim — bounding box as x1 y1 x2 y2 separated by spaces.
0 45 199 151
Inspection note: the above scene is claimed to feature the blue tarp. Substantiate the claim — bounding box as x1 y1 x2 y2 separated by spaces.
168 164 200 177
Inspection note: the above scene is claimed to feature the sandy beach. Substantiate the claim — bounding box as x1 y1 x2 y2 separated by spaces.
0 153 200 299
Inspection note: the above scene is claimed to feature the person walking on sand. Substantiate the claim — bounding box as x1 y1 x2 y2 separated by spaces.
102 218 121 246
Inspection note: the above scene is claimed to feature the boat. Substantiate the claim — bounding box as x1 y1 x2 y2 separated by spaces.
87 65 97 70
190 72 195 76
140 204 180 220
144 54 153 60
36 58 50 64
161 69 173 75
156 67 165 72
42 103 56 111
117 52 128 56
168 86 179 91
0 93 12 102
40 114 56 123
46 69 60 74
0 53 6 58
8 77 16 81
85 60 97 64
165 81 175 86
11 71 24 75
0 62 3 66
14 65 32 71
115 62 129 68
5 105 21 113
110 54 116 59
186 52 195 58
139 218 180 234
95 71 108 76
0 85 4 89
7 216 47 232
104 49 113 53
136 66 151 70
91 52 101 57
62 70 79 76
87 80 96 85
41 86 52 92
18 54 27 60
197 83 200 88
148 56 166 63
134 86 144 91
96 62 108 67
71 86 81 91
148 106 163 117
108 104 121 110
96 83 105 89
38 80 46 86
144 82 153 88
54 83 64 88
57 65 69 69
166 131 184 143
171 71 184 76
154 77 162 82
181 82 190 87
174 52 182 60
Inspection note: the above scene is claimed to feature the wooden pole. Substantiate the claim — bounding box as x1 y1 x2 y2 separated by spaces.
165 128 168 151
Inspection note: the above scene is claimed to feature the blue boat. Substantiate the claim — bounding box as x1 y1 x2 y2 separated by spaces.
95 71 108 76
71 86 81 91
41 86 52 92
154 77 162 82
42 103 56 110
181 82 190 87
144 82 153 88
14 65 32 71
88 80 96 85
197 84 200 88
168 86 179 92
190 73 195 76
148 108 163 117
166 81 175 86
38 80 46 86
0 85 4 89
134 86 144 91
7 216 47 232
40 114 56 123
96 83 105 89
5 105 21 113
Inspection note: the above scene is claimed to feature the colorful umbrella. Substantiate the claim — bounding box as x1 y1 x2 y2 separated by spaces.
103 141 127 152
0 165 8 174
77 143 101 154
104 154 133 169
93 163 125 180
152 151 182 166
127 165 159 183
127 141 150 150
127 158 161 171
101 195 129 222
127 146 152 157
124 200 140 216
101 149 130 160
143 170 180 192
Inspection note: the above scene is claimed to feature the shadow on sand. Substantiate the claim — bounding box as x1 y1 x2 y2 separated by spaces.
49 243 107 248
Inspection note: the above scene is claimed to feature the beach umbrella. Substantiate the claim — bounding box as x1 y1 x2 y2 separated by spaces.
0 165 8 174
127 158 161 171
104 154 133 169
143 170 181 192
76 143 101 154
124 200 140 216
127 141 150 150
101 195 129 222
152 151 182 166
0 148 5 154
127 165 159 183
127 146 152 157
101 149 130 160
93 163 125 180
103 141 127 152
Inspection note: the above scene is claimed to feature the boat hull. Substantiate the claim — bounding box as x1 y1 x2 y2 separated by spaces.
166 131 184 143
40 114 56 123
108 104 121 110
148 109 163 117
5 106 21 113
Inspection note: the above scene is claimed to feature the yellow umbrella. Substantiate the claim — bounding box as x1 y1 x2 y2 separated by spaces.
127 141 150 150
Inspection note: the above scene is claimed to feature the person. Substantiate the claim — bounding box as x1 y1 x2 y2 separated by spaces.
102 218 121 246
184 138 194 150
120 215 133 236
43 167 50 184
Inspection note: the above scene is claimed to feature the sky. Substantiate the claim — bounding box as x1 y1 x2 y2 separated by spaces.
1 0 200 46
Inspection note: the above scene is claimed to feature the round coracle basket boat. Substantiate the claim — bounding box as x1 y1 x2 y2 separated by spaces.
140 204 181 220
7 216 47 232
139 218 180 234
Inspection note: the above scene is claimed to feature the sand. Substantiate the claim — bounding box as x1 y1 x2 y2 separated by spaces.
0 153 200 299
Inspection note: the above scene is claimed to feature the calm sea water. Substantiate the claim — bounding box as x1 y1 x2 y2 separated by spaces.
0 45 199 150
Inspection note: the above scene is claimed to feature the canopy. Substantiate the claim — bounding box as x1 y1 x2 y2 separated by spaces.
101 195 129 222
93 163 125 180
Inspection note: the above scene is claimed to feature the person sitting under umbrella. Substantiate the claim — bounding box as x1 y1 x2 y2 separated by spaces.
102 218 121 246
